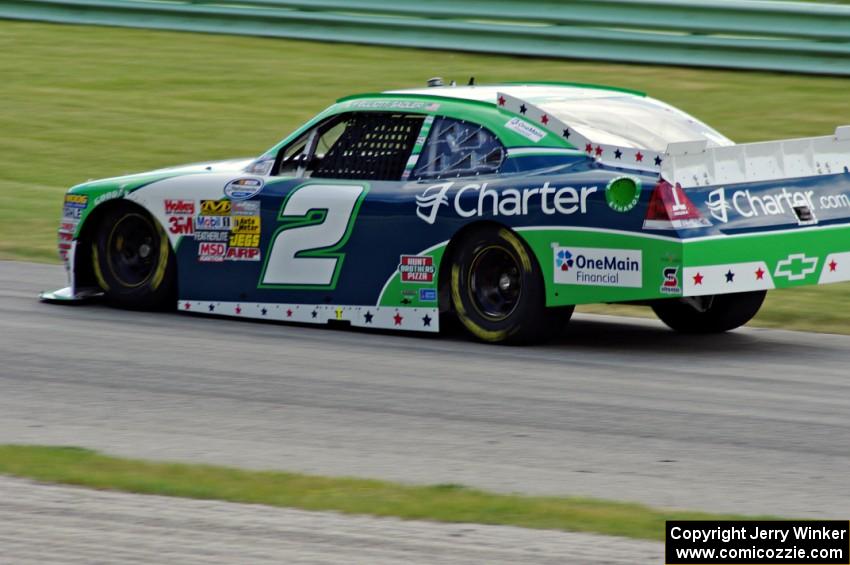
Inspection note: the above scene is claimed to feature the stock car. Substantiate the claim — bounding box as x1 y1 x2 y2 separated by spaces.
42 82 850 343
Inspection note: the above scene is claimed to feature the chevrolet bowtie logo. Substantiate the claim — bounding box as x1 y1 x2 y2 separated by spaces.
774 253 819 281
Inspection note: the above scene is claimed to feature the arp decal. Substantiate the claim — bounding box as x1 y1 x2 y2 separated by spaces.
226 247 261 261
399 255 435 283
553 246 642 288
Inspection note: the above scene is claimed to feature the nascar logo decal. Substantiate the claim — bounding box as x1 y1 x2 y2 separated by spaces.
224 177 264 200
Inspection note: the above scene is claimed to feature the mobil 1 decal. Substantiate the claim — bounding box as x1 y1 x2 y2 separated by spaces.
553 246 642 288
259 183 368 289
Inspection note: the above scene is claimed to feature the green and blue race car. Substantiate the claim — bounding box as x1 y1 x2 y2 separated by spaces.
42 81 850 343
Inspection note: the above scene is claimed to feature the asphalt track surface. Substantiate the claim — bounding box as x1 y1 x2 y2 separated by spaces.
0 476 659 564
1 261 849 520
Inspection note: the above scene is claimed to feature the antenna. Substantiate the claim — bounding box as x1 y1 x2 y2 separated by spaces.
468 76 475 86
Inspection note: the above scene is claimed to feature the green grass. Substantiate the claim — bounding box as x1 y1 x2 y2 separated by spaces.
0 445 772 541
1 20 848 333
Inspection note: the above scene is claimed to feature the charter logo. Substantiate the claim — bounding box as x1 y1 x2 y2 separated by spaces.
553 246 642 288
706 188 731 223
415 181 597 225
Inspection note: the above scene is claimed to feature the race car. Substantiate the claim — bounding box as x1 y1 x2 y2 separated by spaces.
42 81 850 343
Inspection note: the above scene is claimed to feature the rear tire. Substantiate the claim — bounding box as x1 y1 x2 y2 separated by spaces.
91 205 176 310
651 291 766 334
449 226 572 344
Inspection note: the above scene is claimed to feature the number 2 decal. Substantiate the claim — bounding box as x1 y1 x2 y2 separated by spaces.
260 183 368 288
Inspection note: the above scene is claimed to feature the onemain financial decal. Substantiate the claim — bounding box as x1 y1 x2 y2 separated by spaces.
554 246 642 288
416 181 598 224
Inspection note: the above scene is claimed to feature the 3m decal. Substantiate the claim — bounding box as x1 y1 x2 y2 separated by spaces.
164 199 195 215
168 216 194 235
260 183 368 288
399 255 435 283
224 177 264 200
660 267 682 295
553 246 642 288
200 199 231 216
415 181 597 225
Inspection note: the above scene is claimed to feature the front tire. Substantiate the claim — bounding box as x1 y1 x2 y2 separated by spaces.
449 226 572 344
91 205 176 310
651 291 766 334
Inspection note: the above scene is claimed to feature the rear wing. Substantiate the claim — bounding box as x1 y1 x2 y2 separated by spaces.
496 92 850 187
662 126 850 189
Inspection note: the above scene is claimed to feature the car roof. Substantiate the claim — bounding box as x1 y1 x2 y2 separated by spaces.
387 83 645 105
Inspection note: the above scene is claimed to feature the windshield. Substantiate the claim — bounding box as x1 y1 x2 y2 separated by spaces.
537 95 732 152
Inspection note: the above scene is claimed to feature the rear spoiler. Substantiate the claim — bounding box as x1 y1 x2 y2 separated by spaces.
663 126 850 189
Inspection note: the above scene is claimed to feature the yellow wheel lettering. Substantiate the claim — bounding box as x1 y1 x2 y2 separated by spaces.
452 256 508 343
91 243 111 292
149 222 170 291
498 228 532 271
450 264 466 317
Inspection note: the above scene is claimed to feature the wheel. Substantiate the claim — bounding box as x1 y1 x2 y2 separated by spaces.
449 226 572 344
91 205 176 310
651 291 767 334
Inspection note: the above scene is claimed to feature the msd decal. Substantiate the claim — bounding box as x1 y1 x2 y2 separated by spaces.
399 255 435 282
415 182 597 225
553 246 642 288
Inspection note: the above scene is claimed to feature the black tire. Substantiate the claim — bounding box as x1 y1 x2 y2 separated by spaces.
651 291 767 334
91 205 176 310
449 226 572 344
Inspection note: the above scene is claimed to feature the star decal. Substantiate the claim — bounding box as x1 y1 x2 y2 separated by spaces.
519 104 527 114
235 305 242 315
183 302 191 310
654 156 663 166
585 143 593 153
311 310 318 319
635 151 644 162
364 311 373 324
594 145 603 157
497 95 506 106
693 272 704 285
261 308 267 316
755 267 765 280
422 314 432 327
208 304 215 312
725 269 735 283
393 312 403 326
614 148 622 159
541 114 549 125
286 309 293 318
562 128 570 139
829 260 838 272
